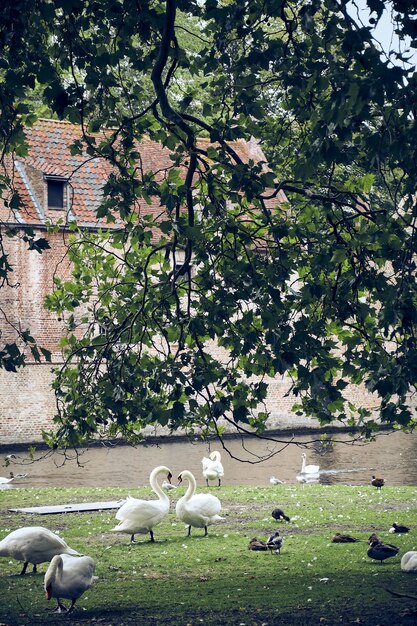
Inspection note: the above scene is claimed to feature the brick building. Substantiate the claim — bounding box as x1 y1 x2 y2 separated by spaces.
0 119 376 445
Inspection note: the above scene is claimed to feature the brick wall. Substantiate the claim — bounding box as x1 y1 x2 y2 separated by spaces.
0 227 404 445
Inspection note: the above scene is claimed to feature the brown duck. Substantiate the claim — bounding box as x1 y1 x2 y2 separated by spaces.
248 537 269 551
332 533 358 543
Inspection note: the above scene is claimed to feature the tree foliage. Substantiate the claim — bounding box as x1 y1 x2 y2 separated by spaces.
2 0 417 445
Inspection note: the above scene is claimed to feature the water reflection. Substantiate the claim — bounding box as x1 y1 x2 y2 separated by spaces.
1 430 416 488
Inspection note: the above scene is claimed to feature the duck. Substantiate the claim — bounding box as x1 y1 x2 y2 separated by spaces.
44 554 96 613
401 551 417 573
332 533 358 543
367 538 400 563
248 537 269 551
269 476 285 485
111 465 172 543
368 533 381 545
371 476 384 489
389 523 410 534
266 531 284 553
176 469 224 536
0 526 80 575
201 451 224 487
300 453 320 475
271 508 290 522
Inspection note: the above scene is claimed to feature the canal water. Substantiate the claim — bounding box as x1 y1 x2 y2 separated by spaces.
1 430 416 488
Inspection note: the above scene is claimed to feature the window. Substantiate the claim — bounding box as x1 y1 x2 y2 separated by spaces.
45 176 67 209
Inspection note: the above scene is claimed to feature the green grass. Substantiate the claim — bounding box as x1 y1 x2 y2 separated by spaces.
1 484 417 625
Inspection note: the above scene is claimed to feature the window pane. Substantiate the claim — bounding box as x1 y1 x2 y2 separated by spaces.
47 180 64 208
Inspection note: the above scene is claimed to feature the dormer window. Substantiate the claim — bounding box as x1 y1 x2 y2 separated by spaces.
45 175 67 209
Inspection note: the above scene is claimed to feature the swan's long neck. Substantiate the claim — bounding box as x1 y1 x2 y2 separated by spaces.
210 451 221 462
45 555 63 589
150 469 169 503
183 472 197 501
301 455 306 472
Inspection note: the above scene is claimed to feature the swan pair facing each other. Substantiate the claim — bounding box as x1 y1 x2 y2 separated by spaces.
201 451 224 487
111 466 224 542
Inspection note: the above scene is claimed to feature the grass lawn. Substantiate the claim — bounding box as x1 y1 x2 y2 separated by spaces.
1 483 417 625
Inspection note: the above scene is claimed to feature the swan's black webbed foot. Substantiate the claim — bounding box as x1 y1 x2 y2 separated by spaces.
52 600 68 613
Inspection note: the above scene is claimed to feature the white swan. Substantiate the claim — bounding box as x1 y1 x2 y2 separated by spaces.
201 451 224 487
176 469 224 536
111 465 172 543
401 551 417 572
0 526 80 575
300 452 320 475
0 472 15 484
44 554 96 613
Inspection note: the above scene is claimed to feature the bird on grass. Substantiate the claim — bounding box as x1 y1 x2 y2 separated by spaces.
367 538 400 563
44 554 96 613
269 476 285 485
201 451 224 487
266 531 284 553
271 508 290 522
0 526 80 575
332 533 358 543
111 466 172 543
248 538 269 551
176 470 224 537
389 523 410 534
371 476 384 490
368 533 381 545
401 551 417 573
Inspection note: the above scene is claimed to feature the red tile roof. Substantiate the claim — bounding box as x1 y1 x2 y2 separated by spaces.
0 119 286 232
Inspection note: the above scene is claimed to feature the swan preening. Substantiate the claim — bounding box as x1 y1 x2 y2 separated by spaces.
0 526 80 575
201 451 224 487
44 554 96 613
176 470 224 536
300 453 320 475
111 466 172 543
401 551 417 572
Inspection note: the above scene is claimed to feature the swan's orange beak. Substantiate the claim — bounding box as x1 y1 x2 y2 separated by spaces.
45 584 52 600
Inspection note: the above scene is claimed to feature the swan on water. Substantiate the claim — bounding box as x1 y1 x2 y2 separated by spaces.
111 465 172 543
401 551 417 572
0 526 80 575
44 554 96 613
176 470 224 536
300 453 320 475
201 451 224 487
